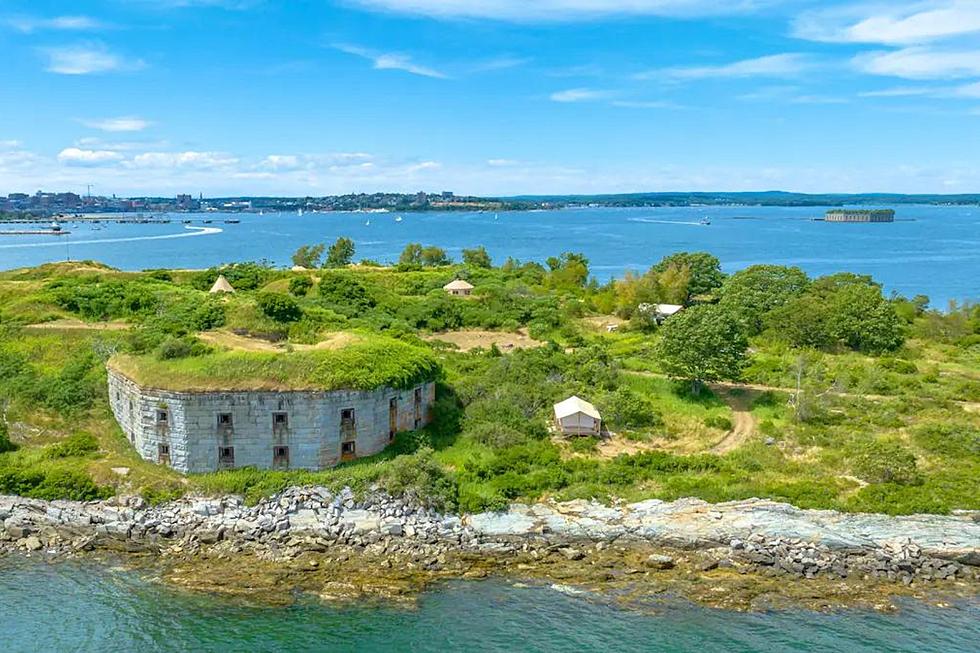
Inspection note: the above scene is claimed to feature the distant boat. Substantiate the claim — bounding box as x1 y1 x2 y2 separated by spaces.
297 209 304 216
700 217 711 226
365 220 371 226
494 213 499 220
50 221 62 232
395 216 403 223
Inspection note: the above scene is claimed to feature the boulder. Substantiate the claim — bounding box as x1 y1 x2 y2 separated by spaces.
644 554 675 570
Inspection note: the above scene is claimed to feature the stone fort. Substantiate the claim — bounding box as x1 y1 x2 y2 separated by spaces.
108 368 436 474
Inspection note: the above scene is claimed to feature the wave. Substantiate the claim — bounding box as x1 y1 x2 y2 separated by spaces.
0 225 223 250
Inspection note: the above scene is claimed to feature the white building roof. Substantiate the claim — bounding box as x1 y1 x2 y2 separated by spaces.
655 304 684 315
553 396 601 420
443 279 474 290
209 275 235 293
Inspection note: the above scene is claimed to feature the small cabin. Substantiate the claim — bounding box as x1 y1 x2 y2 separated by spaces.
554 396 602 437
209 275 236 294
637 303 684 325
443 279 474 297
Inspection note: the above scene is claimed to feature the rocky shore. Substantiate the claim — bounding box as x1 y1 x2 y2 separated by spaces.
2 488 978 609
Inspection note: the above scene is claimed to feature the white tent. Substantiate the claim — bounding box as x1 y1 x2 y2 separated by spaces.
553 396 602 436
209 275 236 294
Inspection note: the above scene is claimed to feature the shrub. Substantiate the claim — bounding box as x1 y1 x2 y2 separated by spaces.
850 439 921 485
467 422 529 449
288 276 313 297
601 388 662 429
155 336 210 360
257 292 302 323
0 467 112 501
379 447 457 511
912 423 980 458
569 436 599 453
704 415 733 431
45 432 100 458
0 420 16 453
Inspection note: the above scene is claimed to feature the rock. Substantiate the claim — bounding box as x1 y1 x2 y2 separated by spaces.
23 535 43 551
381 521 404 537
697 559 720 572
559 547 585 561
644 554 675 570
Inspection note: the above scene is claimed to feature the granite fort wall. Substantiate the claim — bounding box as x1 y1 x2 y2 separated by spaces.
108 370 436 473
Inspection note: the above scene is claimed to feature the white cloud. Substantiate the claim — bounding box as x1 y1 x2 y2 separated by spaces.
643 53 814 80
79 116 152 132
549 87 613 102
6 15 103 33
57 148 125 166
0 139 22 148
130 151 239 169
859 85 940 97
42 43 143 75
344 0 774 22
487 158 520 167
795 1 980 45
854 47 980 80
334 44 447 79
956 81 980 98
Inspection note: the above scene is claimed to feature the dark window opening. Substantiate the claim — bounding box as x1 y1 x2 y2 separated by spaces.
273 445 289 469
389 397 398 441
341 441 356 456
413 387 423 429
341 408 356 440
158 443 170 465
273 412 289 427
156 409 169 424
217 413 233 426
218 446 235 468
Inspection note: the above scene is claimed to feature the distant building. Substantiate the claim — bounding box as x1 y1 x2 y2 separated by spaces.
825 209 895 223
637 303 684 325
443 279 474 297
554 396 602 437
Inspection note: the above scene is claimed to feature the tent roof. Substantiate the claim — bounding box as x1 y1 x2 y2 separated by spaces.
209 275 236 293
443 279 474 290
554 395 601 420
655 304 684 315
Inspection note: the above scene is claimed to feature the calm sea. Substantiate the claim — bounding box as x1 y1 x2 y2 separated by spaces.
0 559 977 653
1 205 978 305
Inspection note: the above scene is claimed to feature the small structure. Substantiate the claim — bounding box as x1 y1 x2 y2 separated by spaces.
443 279 474 297
638 303 684 325
209 275 235 294
554 396 602 437
825 209 895 223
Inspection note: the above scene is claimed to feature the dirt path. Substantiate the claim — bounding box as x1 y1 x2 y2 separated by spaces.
709 386 757 454
26 318 130 331
423 329 543 352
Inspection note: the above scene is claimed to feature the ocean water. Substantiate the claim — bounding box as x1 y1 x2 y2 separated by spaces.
0 559 977 653
1 206 978 305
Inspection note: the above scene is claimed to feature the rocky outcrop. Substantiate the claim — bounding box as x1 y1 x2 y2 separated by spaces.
1 490 978 585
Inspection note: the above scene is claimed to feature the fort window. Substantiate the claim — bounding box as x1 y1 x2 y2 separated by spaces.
273 412 289 427
273 445 289 470
389 397 398 441
156 408 169 424
414 387 423 429
341 440 356 460
158 443 170 465
218 446 235 469
217 413 233 427
341 408 356 440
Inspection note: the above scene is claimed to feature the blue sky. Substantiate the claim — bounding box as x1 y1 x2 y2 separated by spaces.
1 0 979 196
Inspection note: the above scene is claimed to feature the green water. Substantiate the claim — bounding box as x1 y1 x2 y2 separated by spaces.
1 559 977 652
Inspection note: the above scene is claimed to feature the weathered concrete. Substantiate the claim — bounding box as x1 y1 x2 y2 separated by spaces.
108 370 436 472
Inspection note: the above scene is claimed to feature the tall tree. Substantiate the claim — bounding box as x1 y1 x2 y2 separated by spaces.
462 245 492 269
651 252 725 301
324 237 355 268
656 305 748 394
420 245 451 266
719 265 810 335
291 243 325 269
398 243 424 268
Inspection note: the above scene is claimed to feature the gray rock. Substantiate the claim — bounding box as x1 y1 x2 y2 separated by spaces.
644 554 675 570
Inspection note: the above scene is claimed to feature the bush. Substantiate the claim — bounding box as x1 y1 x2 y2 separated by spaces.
0 467 112 501
569 436 599 453
257 292 302 323
155 336 210 360
45 432 100 458
601 388 662 429
379 447 457 511
288 276 313 297
850 439 921 485
704 415 733 430
0 420 16 453
467 422 529 449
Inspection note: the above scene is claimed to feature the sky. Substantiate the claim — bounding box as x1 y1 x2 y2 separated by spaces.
1 0 979 197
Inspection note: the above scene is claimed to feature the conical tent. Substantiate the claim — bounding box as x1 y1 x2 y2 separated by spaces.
209 275 235 294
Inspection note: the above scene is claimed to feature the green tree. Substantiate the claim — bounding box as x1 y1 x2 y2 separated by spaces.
545 252 590 289
420 245 451 267
462 245 493 269
291 243 325 269
651 252 725 300
289 276 313 296
398 243 424 268
656 305 748 394
719 265 810 335
324 237 355 268
257 292 302 323
0 418 15 454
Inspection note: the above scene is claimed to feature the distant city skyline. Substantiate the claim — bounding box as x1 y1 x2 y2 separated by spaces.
1 1 979 196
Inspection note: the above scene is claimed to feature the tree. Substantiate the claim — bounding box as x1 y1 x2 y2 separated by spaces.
545 252 590 289
257 292 302 323
324 237 355 268
651 252 724 300
656 305 748 394
291 243 325 269
462 245 492 269
420 245 451 267
719 265 810 335
0 415 15 454
288 276 313 297
398 243 424 268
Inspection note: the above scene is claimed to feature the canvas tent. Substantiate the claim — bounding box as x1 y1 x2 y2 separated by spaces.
553 396 602 436
209 275 236 294
443 279 474 296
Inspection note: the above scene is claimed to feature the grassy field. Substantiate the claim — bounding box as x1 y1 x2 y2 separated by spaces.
0 259 977 515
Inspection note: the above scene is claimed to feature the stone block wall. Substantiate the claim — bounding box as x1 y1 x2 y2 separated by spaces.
107 369 436 473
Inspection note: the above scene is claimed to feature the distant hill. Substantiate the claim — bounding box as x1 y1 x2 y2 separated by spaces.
502 191 980 207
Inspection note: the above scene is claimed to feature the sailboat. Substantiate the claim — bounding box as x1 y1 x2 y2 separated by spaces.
365 220 371 226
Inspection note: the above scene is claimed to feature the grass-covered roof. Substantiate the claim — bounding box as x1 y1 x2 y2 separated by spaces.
108 337 440 392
